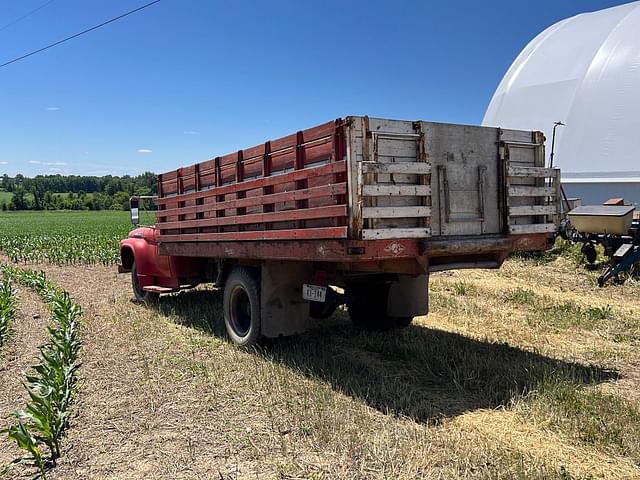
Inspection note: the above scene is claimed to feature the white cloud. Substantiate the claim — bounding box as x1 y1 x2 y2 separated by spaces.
44 162 67 166
183 130 199 135
137 148 152 153
28 160 41 164
46 107 60 111
0 161 8 165
49 168 62 172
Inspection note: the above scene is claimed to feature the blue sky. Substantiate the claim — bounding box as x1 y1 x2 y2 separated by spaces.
0 0 630 177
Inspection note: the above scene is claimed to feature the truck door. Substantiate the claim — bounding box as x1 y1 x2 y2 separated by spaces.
424 123 502 236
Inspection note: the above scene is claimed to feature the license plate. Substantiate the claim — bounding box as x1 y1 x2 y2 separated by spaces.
302 284 327 302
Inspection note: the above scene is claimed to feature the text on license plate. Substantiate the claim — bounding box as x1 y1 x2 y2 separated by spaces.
302 284 327 302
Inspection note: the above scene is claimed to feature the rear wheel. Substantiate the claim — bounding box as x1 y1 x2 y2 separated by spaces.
132 262 159 304
346 281 395 330
394 316 414 327
582 242 597 264
223 267 261 347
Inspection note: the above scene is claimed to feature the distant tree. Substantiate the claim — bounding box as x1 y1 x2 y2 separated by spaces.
10 186 29 210
0 172 157 210
44 191 55 210
113 191 131 211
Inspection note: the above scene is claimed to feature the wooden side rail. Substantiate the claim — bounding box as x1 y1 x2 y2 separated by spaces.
506 165 561 235
156 120 349 242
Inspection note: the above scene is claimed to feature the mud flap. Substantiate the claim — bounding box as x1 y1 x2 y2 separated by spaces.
260 261 314 338
387 274 429 318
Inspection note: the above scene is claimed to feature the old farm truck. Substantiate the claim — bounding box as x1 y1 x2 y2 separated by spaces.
119 116 560 346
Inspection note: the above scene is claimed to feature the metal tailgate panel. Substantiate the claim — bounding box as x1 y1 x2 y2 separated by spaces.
424 122 502 236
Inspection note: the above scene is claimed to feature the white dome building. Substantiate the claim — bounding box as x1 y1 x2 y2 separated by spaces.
483 1 640 205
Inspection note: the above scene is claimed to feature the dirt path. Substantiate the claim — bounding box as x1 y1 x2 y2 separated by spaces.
0 287 49 470
27 264 266 479
1 261 638 479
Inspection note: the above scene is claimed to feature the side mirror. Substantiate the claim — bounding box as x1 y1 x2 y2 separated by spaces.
130 197 140 225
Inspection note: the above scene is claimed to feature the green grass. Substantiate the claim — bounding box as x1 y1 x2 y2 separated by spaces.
432 279 618 332
0 279 17 348
0 191 12 207
0 211 153 265
512 237 605 267
518 379 640 465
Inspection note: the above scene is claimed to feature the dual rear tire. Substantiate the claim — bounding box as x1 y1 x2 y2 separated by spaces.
346 280 413 330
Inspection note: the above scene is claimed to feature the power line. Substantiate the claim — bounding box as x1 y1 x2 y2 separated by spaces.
0 0 162 69
0 0 56 33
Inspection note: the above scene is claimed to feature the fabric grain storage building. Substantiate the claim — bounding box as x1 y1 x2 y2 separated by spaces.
482 1 640 205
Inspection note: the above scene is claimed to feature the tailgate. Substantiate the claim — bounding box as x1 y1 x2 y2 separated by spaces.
346 117 560 241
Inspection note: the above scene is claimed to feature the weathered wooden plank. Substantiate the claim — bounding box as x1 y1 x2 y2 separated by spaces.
509 205 557 216
362 206 431 218
160 183 347 217
509 223 556 234
158 205 347 229
361 162 431 174
508 185 557 197
508 166 557 177
362 185 431 196
156 160 346 205
361 228 430 239
160 237 422 261
159 226 348 242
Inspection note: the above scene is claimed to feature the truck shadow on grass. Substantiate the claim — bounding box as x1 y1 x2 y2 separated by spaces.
155 290 619 424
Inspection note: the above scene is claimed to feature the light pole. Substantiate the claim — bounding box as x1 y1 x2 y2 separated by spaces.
549 121 565 170
549 121 565 188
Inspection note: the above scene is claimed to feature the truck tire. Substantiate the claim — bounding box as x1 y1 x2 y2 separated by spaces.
394 316 413 327
223 266 261 347
132 262 159 304
346 281 395 330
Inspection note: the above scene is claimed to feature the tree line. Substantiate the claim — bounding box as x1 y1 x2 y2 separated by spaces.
0 173 157 211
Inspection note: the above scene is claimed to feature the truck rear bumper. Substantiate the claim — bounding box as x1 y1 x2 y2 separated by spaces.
425 235 512 257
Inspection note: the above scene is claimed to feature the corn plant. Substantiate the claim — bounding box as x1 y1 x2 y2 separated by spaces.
3 422 46 479
0 279 17 348
0 211 132 265
0 265 82 478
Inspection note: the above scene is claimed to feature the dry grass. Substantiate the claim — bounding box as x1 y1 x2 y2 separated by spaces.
0 250 639 479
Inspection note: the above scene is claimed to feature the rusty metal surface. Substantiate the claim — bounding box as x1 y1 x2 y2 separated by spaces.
160 238 425 262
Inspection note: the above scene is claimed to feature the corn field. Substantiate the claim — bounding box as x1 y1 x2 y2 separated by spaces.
0 265 82 479
0 279 17 348
0 211 135 265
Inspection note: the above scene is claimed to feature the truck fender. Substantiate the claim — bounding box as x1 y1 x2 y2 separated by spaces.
119 237 158 274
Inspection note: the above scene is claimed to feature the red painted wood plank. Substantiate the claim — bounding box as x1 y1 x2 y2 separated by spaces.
158 205 347 230
159 183 347 216
159 226 348 242
155 161 346 205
